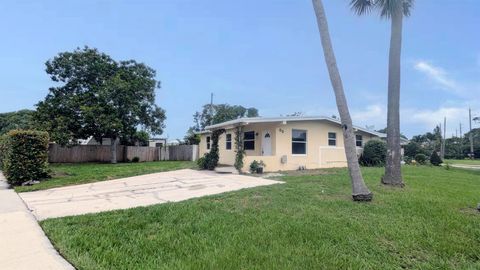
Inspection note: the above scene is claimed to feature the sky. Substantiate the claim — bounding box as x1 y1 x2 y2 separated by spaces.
1 0 479 141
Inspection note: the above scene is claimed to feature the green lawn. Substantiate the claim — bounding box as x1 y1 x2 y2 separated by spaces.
41 166 480 269
15 161 196 192
445 159 480 165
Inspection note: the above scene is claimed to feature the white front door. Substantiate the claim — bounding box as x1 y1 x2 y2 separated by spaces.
262 131 272 156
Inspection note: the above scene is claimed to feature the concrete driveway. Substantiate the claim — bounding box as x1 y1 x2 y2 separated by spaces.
20 169 282 220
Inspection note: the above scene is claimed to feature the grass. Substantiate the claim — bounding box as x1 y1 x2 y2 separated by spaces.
15 161 197 192
41 166 480 269
445 159 480 165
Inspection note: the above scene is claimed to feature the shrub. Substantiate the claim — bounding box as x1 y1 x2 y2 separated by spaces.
0 134 7 168
197 156 206 169
414 153 427 165
205 152 218 170
197 153 217 170
359 140 387 167
403 156 412 165
131 156 140 163
249 160 266 174
404 141 421 158
430 151 442 166
2 130 50 185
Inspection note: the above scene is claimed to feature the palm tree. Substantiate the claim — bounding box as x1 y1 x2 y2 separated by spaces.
350 0 414 187
312 0 373 201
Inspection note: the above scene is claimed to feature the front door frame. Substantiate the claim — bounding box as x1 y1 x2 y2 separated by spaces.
261 130 272 156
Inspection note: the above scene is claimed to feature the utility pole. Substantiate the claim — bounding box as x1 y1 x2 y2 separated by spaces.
439 122 443 157
210 92 214 125
469 108 474 159
441 117 446 159
459 123 462 138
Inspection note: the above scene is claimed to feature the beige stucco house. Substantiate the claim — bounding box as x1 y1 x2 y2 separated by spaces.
198 116 385 172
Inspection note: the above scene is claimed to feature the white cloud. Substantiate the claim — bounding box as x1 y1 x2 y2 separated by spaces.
413 60 460 93
351 104 386 130
350 103 479 138
402 106 476 138
352 105 384 122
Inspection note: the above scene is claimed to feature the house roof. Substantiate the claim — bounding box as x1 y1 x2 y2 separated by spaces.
202 116 386 137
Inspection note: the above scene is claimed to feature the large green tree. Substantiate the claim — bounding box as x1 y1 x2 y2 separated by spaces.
350 0 414 187
0 110 35 135
312 0 372 201
34 47 166 163
184 104 258 144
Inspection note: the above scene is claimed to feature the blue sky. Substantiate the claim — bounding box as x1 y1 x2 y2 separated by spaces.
1 0 479 140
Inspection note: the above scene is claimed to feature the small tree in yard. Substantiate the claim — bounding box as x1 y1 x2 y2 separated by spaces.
430 151 442 166
34 47 166 163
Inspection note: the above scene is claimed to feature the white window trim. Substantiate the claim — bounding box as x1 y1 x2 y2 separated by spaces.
206 136 211 150
243 131 255 151
328 132 337 146
292 129 308 155
355 135 363 148
225 133 232 150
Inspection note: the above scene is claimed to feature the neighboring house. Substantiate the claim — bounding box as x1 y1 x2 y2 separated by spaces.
149 138 167 148
198 116 385 172
77 137 119 145
377 133 409 156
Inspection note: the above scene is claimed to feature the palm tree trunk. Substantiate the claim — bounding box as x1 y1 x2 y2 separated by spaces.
382 9 404 187
312 0 372 201
110 137 117 164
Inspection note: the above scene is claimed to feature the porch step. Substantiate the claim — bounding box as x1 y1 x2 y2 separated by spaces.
214 166 239 174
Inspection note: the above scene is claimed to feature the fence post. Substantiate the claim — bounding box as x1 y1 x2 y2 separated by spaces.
191 145 199 161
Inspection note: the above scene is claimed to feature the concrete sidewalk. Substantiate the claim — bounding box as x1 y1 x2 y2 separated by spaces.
20 169 282 221
0 172 73 270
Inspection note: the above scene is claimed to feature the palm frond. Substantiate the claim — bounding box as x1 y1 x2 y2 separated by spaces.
376 0 414 18
402 0 414 17
350 0 375 15
375 0 397 18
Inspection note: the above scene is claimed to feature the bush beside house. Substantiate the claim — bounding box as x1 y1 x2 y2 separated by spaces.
0 130 50 185
359 140 387 167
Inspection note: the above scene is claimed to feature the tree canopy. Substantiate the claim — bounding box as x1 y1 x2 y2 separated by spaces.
406 127 479 159
193 104 259 131
184 104 259 144
0 110 35 135
34 47 166 148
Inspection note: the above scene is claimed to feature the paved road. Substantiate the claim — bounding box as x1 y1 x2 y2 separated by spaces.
450 164 480 170
0 172 74 270
20 169 282 220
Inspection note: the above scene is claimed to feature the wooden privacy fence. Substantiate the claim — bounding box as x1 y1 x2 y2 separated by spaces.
48 144 199 163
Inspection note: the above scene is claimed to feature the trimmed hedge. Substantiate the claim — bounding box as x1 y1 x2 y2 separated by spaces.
415 153 427 165
359 139 387 167
1 130 51 185
0 135 7 168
